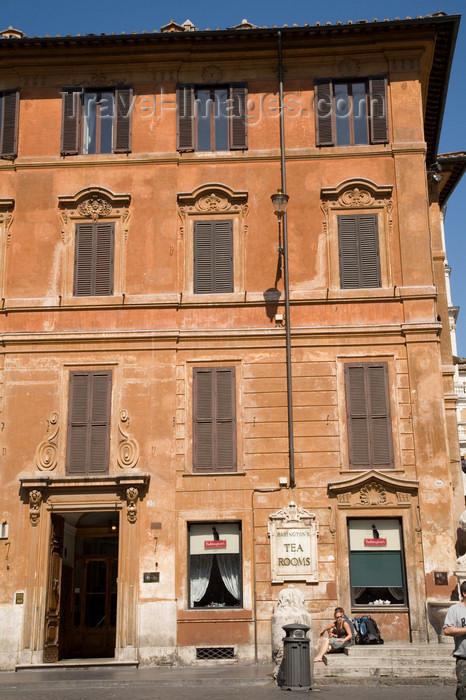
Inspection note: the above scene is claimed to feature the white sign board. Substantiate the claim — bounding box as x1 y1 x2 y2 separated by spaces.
268 502 319 583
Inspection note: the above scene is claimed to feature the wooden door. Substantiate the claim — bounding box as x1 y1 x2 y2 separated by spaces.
43 514 64 662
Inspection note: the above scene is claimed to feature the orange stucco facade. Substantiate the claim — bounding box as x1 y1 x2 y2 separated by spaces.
0 14 464 668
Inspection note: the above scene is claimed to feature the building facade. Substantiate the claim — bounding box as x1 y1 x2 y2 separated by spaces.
0 13 464 669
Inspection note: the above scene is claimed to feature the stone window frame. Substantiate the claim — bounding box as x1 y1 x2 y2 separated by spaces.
58 186 131 305
321 178 393 292
0 198 14 302
177 183 248 302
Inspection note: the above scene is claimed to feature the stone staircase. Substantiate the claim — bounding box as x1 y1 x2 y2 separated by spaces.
312 643 456 681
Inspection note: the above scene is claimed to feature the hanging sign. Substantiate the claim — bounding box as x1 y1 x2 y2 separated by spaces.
364 538 387 546
204 540 227 549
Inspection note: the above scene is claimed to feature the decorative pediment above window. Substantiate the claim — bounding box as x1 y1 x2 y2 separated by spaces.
321 178 393 209
58 186 131 224
178 183 248 214
328 470 418 509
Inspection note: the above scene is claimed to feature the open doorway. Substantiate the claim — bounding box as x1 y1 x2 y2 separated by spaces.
44 511 119 661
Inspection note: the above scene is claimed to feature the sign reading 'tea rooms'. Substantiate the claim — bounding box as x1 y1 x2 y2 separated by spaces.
268 503 319 583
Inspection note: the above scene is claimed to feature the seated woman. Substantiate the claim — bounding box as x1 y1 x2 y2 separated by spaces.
314 607 352 662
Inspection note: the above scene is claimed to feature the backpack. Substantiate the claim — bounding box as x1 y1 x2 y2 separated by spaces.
344 614 356 645
353 615 383 645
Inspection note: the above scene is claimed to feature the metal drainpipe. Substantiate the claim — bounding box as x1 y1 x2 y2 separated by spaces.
277 30 295 490
252 487 281 664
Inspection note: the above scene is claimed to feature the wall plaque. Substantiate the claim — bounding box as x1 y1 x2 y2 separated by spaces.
143 572 160 583
268 502 319 584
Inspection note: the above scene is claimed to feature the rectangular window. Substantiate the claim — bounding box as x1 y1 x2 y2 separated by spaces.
73 222 115 297
61 87 132 155
338 214 381 289
0 90 19 158
193 367 236 473
188 522 242 609
177 84 247 152
348 519 407 606
66 371 112 475
315 77 388 146
194 220 233 294
345 362 394 469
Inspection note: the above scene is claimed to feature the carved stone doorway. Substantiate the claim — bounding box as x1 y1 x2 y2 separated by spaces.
45 511 119 661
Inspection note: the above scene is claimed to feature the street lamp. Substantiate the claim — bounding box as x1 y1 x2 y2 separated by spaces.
271 188 295 489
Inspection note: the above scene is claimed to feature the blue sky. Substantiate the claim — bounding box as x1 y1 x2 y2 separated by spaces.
1 0 465 351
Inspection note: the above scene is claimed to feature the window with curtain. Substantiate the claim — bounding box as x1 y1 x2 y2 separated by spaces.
188 522 242 609
348 518 407 606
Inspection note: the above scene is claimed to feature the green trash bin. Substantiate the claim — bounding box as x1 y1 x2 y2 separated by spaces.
282 623 311 691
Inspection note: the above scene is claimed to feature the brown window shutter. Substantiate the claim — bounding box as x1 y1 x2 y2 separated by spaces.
61 88 82 155
229 83 248 150
345 363 393 469
193 368 236 473
358 214 381 287
94 222 115 295
193 368 214 471
367 364 393 467
88 371 112 473
194 221 214 293
339 215 360 289
114 87 132 153
67 372 90 474
177 84 194 151
66 371 112 475
369 77 388 144
74 222 114 296
0 90 19 158
213 220 234 292
339 214 381 289
74 223 94 296
315 80 334 146
215 367 236 471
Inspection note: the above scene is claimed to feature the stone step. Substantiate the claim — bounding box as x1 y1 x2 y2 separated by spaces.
314 666 455 679
322 656 455 668
344 644 453 657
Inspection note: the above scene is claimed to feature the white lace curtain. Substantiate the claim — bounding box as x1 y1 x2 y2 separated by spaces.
217 554 241 601
190 554 213 607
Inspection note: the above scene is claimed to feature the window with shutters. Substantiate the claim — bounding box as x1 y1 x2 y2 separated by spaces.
193 368 236 473
338 214 381 289
0 90 19 158
177 84 247 152
345 363 394 469
73 222 115 296
66 371 112 475
194 220 233 294
61 87 132 155
315 78 388 147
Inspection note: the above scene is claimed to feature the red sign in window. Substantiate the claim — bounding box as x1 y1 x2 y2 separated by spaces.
364 538 387 546
204 540 227 548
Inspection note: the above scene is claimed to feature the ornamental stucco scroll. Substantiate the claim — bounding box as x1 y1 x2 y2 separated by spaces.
117 410 140 469
35 413 59 472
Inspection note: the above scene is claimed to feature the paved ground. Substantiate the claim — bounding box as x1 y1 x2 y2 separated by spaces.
0 665 456 699
0 684 456 699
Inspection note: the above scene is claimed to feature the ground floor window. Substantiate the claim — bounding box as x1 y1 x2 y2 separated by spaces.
188 522 242 609
348 518 407 606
